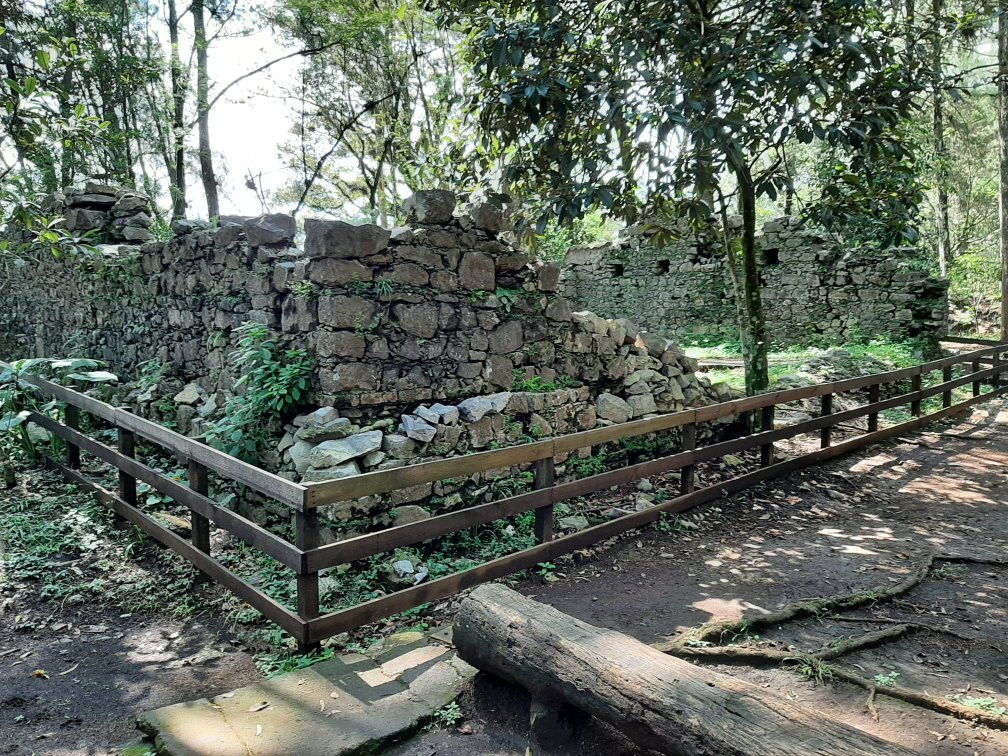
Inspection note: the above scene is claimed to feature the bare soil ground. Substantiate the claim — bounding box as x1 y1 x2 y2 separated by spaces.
399 399 1008 755
2 399 1006 755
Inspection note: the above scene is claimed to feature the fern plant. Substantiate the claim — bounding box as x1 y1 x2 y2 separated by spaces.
204 323 314 461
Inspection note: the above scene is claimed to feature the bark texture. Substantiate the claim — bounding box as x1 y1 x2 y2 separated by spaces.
453 584 916 756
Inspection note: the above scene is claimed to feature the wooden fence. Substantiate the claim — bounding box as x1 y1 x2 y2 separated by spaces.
22 343 1008 647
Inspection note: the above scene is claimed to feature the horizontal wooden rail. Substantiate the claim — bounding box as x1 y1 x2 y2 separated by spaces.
301 364 997 572
303 384 1008 642
44 456 307 641
304 346 1004 507
30 412 303 570
23 342 1007 647
21 374 305 509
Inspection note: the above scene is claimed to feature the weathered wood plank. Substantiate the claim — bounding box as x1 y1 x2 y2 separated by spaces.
20 374 305 509
453 585 916 756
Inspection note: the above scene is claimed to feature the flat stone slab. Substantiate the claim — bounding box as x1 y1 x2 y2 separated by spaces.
137 639 475 755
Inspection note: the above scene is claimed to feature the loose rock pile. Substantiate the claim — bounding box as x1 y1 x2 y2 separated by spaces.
45 179 155 243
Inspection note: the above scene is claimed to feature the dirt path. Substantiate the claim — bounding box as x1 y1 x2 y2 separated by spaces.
400 399 1008 755
0 605 259 755
3 399 1007 755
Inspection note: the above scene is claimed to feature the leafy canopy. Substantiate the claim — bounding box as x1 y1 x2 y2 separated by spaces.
447 0 929 228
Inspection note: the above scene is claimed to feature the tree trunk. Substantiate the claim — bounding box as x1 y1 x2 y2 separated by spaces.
167 0 187 220
999 0 1008 339
192 0 220 219
933 0 950 276
453 585 917 756
730 162 770 394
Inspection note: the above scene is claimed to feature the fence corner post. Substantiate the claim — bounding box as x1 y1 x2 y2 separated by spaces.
295 507 321 653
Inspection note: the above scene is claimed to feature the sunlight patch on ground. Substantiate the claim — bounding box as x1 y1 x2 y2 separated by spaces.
690 596 771 622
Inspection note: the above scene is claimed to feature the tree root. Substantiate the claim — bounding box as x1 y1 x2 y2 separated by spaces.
667 641 1008 730
656 552 1008 730
657 553 1006 652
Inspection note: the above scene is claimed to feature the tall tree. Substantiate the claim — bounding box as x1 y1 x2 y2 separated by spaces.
999 0 1008 338
192 0 220 218
449 0 928 394
271 0 472 219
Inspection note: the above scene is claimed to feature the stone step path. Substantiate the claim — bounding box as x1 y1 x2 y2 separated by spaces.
135 632 475 755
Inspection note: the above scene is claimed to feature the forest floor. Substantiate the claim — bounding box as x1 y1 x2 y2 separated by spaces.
398 398 1008 755
0 398 1006 754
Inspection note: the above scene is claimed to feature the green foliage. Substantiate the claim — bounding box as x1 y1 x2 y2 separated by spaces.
511 370 578 392
805 119 927 247
204 323 314 461
430 701 463 728
872 670 900 687
0 357 118 487
289 280 319 299
951 696 1008 717
565 452 608 479
531 209 620 261
792 658 836 685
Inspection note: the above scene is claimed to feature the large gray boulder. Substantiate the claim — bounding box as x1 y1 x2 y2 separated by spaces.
304 219 390 259
400 414 437 443
309 430 384 468
402 190 456 224
243 213 296 246
596 393 633 423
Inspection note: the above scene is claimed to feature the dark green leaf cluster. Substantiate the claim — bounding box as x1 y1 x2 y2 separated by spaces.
204 323 315 461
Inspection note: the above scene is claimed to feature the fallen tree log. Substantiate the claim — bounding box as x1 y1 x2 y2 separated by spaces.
453 584 917 756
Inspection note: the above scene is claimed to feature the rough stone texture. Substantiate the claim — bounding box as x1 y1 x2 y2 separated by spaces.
310 431 384 468
137 637 475 756
243 213 296 246
402 190 456 224
1 181 735 534
561 218 948 347
0 181 722 430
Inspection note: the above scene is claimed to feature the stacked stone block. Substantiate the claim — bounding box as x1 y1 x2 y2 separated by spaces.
561 217 948 346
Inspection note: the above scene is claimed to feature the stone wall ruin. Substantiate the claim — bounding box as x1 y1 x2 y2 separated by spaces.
560 217 948 347
1 183 733 534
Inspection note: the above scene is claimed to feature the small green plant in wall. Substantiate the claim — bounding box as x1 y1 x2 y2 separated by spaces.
204 323 314 461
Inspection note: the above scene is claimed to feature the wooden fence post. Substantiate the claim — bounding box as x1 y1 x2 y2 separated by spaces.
820 393 832 448
533 456 556 544
680 423 696 495
942 365 953 408
117 427 136 507
296 509 321 652
995 351 1002 388
867 383 880 433
760 405 774 467
910 373 922 417
64 405 80 469
972 358 981 397
188 460 212 583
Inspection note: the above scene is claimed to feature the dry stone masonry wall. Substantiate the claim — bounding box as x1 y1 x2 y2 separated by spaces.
561 217 948 347
1 183 732 533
